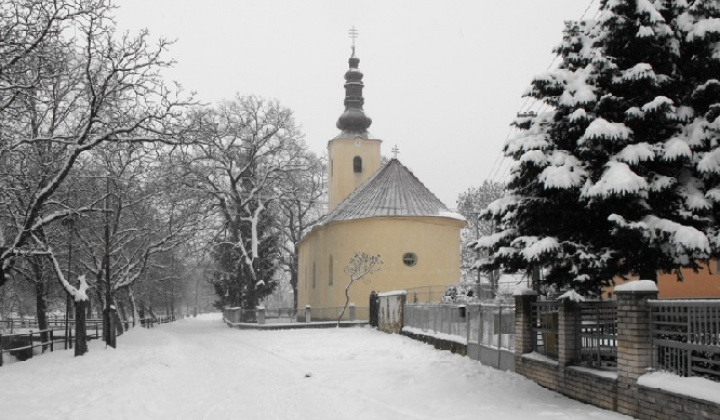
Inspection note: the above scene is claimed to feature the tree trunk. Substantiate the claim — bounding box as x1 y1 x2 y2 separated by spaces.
103 307 116 348
114 297 126 334
31 258 49 350
290 265 298 311
86 293 93 319
128 287 138 327
74 300 88 356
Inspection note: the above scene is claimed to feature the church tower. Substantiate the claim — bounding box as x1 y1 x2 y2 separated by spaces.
327 43 382 212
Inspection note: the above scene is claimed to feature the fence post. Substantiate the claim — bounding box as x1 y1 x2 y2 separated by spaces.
257 307 266 325
557 298 580 367
0 333 4 366
614 281 658 388
305 305 312 323
514 289 537 356
28 331 34 359
50 330 54 353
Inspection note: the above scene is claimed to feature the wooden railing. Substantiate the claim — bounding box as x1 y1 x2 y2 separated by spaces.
0 326 99 367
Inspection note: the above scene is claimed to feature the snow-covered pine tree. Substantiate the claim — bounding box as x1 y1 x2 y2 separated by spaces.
477 0 719 295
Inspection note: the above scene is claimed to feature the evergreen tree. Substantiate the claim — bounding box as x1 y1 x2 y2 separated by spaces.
477 0 720 295
211 202 280 311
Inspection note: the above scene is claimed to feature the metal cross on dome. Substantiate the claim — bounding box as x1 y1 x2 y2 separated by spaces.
392 145 400 159
349 26 358 51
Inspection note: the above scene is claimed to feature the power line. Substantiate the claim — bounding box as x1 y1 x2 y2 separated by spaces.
485 0 598 185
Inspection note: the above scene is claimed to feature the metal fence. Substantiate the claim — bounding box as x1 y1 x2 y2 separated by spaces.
650 299 720 381
577 301 618 370
403 303 468 338
405 286 455 304
467 303 515 350
223 306 369 325
531 300 560 359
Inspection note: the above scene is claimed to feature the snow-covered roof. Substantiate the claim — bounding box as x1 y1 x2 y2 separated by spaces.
321 158 465 224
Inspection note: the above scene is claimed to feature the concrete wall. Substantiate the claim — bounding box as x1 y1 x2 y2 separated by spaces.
377 292 405 334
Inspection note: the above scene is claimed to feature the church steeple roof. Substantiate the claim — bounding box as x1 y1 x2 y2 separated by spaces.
335 46 372 138
321 159 463 224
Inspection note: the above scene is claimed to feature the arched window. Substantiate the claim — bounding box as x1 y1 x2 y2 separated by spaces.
353 156 362 173
328 255 334 286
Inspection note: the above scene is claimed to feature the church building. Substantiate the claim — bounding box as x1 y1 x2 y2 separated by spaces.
297 46 466 317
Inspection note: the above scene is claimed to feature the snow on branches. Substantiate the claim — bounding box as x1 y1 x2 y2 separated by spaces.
477 0 720 294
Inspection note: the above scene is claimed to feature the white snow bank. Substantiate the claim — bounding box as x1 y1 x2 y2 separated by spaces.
639 371 720 405
0 321 632 419
614 280 658 293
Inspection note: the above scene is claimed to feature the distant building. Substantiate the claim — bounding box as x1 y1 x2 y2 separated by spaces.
296 47 465 316
610 262 720 299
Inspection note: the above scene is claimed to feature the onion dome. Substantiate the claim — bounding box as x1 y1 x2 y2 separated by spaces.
336 47 372 137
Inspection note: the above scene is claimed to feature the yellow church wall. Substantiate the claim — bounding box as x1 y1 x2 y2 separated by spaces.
327 138 382 212
297 215 464 318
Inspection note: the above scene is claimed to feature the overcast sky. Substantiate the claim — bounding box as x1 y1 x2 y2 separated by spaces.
114 0 598 208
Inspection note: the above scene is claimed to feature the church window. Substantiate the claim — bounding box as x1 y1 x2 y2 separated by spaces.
403 252 417 267
329 255 334 286
353 156 362 173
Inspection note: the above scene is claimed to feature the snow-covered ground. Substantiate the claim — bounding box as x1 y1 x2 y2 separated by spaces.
0 313 631 419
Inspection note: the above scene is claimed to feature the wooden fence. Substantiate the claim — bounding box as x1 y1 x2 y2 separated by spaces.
0 326 101 366
0 315 180 366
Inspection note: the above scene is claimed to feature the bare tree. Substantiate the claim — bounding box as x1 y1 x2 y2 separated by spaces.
276 152 325 310
177 96 306 310
0 0 193 353
338 252 382 325
456 181 504 296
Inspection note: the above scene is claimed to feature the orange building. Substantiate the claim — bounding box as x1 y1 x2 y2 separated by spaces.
611 262 720 298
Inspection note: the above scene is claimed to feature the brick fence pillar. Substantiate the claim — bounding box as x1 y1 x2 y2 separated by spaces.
615 281 657 382
558 299 580 367
514 290 537 356
614 280 658 416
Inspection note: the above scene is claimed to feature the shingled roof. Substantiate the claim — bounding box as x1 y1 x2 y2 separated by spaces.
322 159 463 224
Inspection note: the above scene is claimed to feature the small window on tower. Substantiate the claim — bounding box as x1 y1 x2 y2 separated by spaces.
353 156 362 173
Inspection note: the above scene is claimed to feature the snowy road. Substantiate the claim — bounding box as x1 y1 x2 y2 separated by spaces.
0 314 631 419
